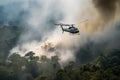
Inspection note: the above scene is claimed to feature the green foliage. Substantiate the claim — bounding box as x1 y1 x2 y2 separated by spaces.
35 73 53 80
40 55 49 62
0 66 13 80
25 51 36 61
0 48 120 80
54 49 120 80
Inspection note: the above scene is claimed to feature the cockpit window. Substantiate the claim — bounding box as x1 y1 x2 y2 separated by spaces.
69 26 75 29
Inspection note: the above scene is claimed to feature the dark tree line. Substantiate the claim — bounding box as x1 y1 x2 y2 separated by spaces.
0 49 119 80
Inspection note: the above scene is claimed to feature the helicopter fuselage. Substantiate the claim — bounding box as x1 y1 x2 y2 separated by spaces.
55 23 80 34
61 26 79 34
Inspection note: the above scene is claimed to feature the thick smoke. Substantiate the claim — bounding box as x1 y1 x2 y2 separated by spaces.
8 0 82 65
93 0 118 21
1 0 119 66
75 0 120 64
78 0 120 34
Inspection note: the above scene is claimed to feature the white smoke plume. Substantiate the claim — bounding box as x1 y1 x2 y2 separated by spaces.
7 0 87 65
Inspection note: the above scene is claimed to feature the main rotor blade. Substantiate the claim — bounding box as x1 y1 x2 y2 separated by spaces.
78 19 88 24
55 23 75 26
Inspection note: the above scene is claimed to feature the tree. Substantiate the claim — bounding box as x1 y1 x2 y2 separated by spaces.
51 56 60 72
25 51 35 61
0 66 13 80
40 55 49 63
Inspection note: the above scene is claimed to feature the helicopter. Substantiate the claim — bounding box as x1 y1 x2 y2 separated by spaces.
55 23 80 34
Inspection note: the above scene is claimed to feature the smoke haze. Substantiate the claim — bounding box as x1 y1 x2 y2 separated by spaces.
0 0 120 66
8 0 83 65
